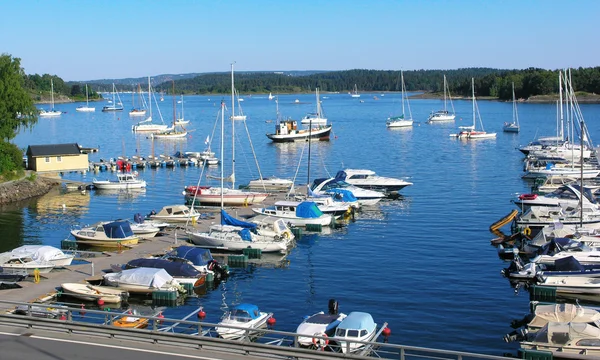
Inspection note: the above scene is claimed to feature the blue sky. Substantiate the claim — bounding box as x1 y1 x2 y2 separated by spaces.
2 0 598 81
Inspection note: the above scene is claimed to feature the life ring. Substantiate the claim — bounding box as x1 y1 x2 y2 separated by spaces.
312 333 329 349
523 227 532 236
282 232 290 239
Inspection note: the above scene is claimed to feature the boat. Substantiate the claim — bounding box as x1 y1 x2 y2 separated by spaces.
386 70 413 128
123 219 160 239
151 82 188 139
514 184 599 210
0 266 27 283
427 75 456 122
70 221 140 248
175 94 190 125
331 312 378 354
132 77 170 132
76 84 96 112
449 78 496 139
92 172 147 190
502 255 600 281
251 201 334 227
102 267 184 294
516 205 600 232
112 310 149 329
268 92 274 100
243 176 294 191
0 252 55 274
60 283 127 304
350 84 360 98
148 205 200 223
519 321 600 357
102 83 124 112
296 299 347 348
215 303 272 340
503 82 520 132
39 79 62 117
267 95 332 142
335 169 413 195
129 84 147 116
9 245 73 266
164 246 230 280
122 258 206 286
310 177 385 206
301 88 328 125
522 161 600 180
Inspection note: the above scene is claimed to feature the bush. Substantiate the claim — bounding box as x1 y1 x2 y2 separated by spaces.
0 141 24 177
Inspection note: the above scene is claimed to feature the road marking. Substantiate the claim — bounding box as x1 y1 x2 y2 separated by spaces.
0 332 221 360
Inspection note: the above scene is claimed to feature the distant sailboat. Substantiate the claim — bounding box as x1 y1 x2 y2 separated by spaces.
503 82 520 133
102 84 124 112
129 84 147 117
151 81 188 139
449 78 496 140
76 84 95 112
132 77 169 133
39 79 61 117
386 70 413 128
268 92 274 100
351 84 360 98
427 75 456 122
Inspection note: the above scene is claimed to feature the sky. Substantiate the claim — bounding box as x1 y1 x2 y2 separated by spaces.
2 0 599 81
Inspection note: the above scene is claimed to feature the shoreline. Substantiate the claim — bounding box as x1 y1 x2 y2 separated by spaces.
0 173 61 205
409 92 600 103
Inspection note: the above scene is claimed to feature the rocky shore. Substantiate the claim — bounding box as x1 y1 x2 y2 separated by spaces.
0 174 61 205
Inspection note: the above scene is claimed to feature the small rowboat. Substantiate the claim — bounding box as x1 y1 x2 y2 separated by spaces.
113 313 149 329
61 283 127 304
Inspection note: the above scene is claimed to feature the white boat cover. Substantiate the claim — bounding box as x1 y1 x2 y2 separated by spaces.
529 304 600 328
10 245 66 262
103 268 174 289
533 322 600 344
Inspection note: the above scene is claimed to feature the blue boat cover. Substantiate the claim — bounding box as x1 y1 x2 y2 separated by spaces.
238 228 252 241
338 312 376 331
325 188 358 202
221 209 257 229
334 170 348 181
126 258 201 277
230 303 261 319
554 256 585 271
296 201 324 218
102 221 135 238
170 246 214 265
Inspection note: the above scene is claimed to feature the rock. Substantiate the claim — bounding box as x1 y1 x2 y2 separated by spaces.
0 175 60 204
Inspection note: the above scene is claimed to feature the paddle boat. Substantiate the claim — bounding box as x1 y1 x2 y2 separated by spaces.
215 303 272 340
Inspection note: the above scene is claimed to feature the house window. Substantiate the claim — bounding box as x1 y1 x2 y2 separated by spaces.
45 157 50 163
56 156 62 162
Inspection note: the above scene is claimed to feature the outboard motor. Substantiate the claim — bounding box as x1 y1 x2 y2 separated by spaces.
328 299 339 315
208 260 229 280
133 213 143 224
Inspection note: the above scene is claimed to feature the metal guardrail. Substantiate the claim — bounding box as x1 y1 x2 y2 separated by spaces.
0 300 511 360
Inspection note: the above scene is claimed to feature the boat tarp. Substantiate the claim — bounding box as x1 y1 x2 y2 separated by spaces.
103 268 173 288
296 201 324 218
334 170 348 181
231 303 261 319
554 256 586 271
125 258 200 277
529 304 600 328
325 188 358 202
102 221 135 238
238 228 252 241
338 312 376 331
221 209 257 229
169 246 214 265
10 245 65 262
536 322 600 344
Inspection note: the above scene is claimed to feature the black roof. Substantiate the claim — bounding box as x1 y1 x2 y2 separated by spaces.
26 143 82 157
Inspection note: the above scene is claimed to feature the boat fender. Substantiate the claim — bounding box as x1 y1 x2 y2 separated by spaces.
523 227 532 236
312 333 328 349
518 194 538 200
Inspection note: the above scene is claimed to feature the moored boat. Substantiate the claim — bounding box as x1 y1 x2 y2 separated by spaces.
61 283 127 304
215 303 272 340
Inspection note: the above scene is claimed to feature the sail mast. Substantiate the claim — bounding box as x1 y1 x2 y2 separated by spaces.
172 81 176 128
51 79 54 109
471 78 476 129
230 62 236 189
220 100 225 209
401 70 406 117
443 75 447 112
148 76 152 119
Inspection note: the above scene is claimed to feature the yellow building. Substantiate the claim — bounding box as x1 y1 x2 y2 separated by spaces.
26 143 89 173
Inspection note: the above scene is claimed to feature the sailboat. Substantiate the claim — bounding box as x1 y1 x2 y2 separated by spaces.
503 82 520 133
427 75 456 122
129 84 147 117
268 92 274 100
184 63 269 206
132 77 169 132
151 81 188 139
351 84 360 98
386 70 413 128
450 78 496 140
39 79 61 117
174 94 190 125
76 84 96 112
102 84 124 112
301 88 327 125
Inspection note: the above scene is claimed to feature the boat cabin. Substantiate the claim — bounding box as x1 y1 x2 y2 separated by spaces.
275 120 298 135
26 143 89 173
225 304 262 323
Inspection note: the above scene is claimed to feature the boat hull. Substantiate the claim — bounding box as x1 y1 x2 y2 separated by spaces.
189 231 289 253
267 126 332 143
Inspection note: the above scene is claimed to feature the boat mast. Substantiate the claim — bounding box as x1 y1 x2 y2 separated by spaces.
559 71 564 143
471 78 476 129
85 84 89 107
220 100 225 209
148 76 152 120
230 62 236 189
307 89 315 195
51 79 55 110
401 70 406 117
172 81 176 128
512 82 518 126
443 75 447 112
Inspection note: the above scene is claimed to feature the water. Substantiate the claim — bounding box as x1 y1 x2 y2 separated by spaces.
4 92 600 355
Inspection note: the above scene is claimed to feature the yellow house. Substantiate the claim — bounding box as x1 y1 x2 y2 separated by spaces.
26 143 89 173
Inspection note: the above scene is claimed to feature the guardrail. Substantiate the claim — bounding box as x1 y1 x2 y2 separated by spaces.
0 300 511 360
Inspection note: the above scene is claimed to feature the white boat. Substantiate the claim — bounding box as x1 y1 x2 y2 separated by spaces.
268 92 274 100
427 75 456 122
520 322 600 357
215 303 272 341
175 94 190 125
386 70 413 128
335 169 412 195
310 177 385 206
516 205 600 232
122 220 160 239
102 83 124 112
514 184 598 210
449 78 496 139
522 162 600 180
301 88 327 125
129 84 147 116
152 81 188 139
331 312 378 354
61 283 127 304
102 267 183 294
121 258 206 286
70 221 140 248
296 300 347 348
503 82 520 132
252 201 334 227
9 245 73 266
148 205 200 223
350 84 360 98
132 77 169 132
244 176 294 191
76 84 96 112
0 252 55 274
267 96 332 142
39 79 62 117
92 172 146 190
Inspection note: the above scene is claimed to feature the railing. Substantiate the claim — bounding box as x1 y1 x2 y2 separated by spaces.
0 300 510 360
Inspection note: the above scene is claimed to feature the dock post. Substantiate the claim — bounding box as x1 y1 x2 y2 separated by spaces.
174 230 178 245
91 262 95 276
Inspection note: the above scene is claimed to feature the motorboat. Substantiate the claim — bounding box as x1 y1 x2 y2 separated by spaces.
266 120 332 143
0 266 27 283
215 303 272 340
516 205 600 231
148 205 201 223
502 255 600 281
71 221 139 248
296 299 347 348
248 215 296 239
164 246 230 280
60 283 128 304
299 195 355 218
522 161 600 180
251 201 334 227
92 172 146 190
122 258 206 286
331 312 378 354
514 184 598 211
243 176 294 192
124 220 160 239
9 245 73 266
310 178 385 206
102 267 184 294
133 213 169 231
335 169 413 195
519 321 600 356
0 252 55 274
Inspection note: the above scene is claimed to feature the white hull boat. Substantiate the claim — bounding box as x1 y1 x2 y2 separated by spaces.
9 245 73 266
185 186 269 206
61 283 127 303
310 178 385 205
148 205 200 223
301 88 327 125
216 303 272 341
335 169 412 195
252 201 334 227
92 172 146 190
427 75 455 122
244 177 294 191
0 252 54 274
449 78 495 140
386 70 413 128
102 268 183 294
331 312 378 354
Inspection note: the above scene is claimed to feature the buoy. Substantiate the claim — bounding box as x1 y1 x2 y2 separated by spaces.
382 326 391 337
267 316 276 327
97 298 105 306
59 313 67 321
79 304 86 317
198 309 206 319
157 312 164 324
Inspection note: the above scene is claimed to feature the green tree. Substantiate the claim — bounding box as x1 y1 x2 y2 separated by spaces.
0 54 38 141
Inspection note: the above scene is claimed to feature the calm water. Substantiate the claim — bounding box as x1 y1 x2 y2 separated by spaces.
4 91 600 355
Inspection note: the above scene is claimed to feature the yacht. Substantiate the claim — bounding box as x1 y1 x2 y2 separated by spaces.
335 169 413 195
310 178 385 205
